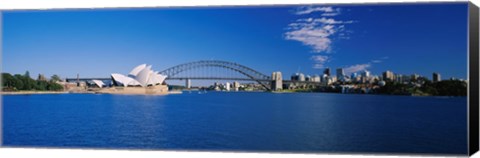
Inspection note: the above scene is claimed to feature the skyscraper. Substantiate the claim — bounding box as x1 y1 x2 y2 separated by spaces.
411 74 420 81
351 72 357 79
323 68 331 77
336 68 345 80
433 72 441 82
361 70 370 78
383 71 395 81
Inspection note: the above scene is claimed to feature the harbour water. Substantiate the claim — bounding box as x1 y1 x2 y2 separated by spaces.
2 92 467 155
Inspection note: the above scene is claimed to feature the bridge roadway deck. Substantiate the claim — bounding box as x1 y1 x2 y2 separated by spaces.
65 77 321 84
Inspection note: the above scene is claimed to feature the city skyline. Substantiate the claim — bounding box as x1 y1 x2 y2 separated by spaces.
2 3 468 81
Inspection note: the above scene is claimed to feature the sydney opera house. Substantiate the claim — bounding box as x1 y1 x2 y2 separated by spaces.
96 64 169 95
111 64 167 87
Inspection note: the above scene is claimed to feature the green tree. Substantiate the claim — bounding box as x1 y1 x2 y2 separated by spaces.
2 73 16 90
50 74 61 82
36 80 48 91
47 81 64 91
24 71 30 78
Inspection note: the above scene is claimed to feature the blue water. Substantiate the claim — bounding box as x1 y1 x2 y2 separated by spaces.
2 92 467 155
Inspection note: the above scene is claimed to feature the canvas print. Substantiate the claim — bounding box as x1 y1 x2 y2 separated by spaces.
1 2 473 156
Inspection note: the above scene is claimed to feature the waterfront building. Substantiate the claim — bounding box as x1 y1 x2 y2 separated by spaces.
336 68 345 81
351 73 357 79
291 73 305 81
271 71 283 91
323 68 331 76
291 73 298 81
305 75 311 82
394 74 410 84
110 64 167 87
299 73 305 81
323 77 333 86
360 76 367 84
331 76 337 83
361 70 370 78
225 82 231 91
233 81 240 91
433 72 441 82
411 74 420 81
311 75 321 82
186 79 191 89
213 82 220 91
383 70 395 81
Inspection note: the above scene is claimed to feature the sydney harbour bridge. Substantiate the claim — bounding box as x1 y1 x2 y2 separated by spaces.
66 60 319 91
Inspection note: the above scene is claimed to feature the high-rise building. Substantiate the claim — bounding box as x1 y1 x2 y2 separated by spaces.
225 82 231 91
433 72 441 82
233 81 240 91
351 72 358 79
411 74 420 81
361 70 370 78
323 68 331 76
305 75 311 82
291 73 305 81
336 68 345 80
298 73 305 81
185 79 191 89
395 74 410 83
271 71 283 91
311 75 321 82
383 71 395 81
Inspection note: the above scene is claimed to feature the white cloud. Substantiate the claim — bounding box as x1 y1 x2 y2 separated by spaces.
313 63 326 69
285 6 355 69
321 13 339 16
285 27 333 52
285 15 353 53
343 57 388 74
311 55 329 63
311 55 329 69
295 6 334 15
344 63 371 74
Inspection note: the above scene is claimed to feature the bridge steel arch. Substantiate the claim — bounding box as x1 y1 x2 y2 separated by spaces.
159 60 272 90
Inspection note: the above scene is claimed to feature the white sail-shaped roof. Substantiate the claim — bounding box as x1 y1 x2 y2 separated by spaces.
92 80 105 88
135 66 152 87
111 73 141 87
156 74 167 84
111 64 167 87
129 64 147 77
146 70 156 86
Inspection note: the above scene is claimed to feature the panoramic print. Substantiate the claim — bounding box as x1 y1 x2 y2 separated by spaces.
2 2 469 155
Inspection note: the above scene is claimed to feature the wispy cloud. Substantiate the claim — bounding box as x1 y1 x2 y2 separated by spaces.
285 16 354 53
321 12 340 16
344 63 371 74
344 57 389 74
311 55 329 69
285 6 355 69
295 6 335 15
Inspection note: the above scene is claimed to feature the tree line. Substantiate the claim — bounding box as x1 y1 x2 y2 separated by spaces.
2 71 64 91
376 78 467 96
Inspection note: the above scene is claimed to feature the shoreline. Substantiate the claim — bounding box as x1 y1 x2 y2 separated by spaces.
0 90 466 97
1 91 68 95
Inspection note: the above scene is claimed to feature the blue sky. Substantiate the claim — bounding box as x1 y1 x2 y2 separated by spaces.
2 3 469 82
